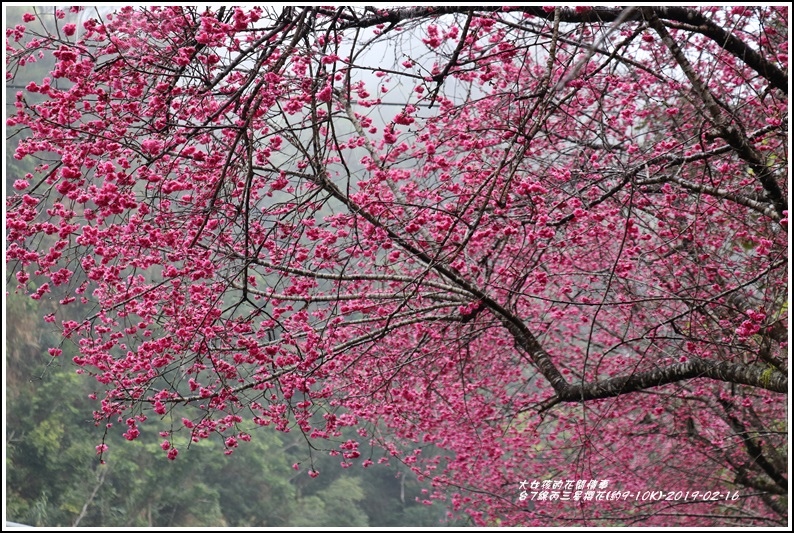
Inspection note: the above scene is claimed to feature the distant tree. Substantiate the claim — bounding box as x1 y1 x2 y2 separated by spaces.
288 477 369 527
5 6 788 526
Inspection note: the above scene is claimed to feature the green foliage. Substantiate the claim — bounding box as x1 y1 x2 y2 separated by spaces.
288 477 369 527
5 312 449 526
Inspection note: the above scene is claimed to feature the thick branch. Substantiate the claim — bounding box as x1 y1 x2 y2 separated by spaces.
735 469 788 497
558 358 787 403
719 400 788 492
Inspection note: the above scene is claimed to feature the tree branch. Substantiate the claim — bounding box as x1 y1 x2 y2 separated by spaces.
719 399 788 491
72 465 108 527
558 358 787 403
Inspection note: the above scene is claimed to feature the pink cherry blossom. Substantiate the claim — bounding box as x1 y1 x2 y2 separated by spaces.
5 6 787 527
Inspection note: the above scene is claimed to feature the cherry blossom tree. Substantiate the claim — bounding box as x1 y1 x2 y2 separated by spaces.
5 6 788 526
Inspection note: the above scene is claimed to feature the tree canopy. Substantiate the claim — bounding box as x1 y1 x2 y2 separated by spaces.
5 6 788 526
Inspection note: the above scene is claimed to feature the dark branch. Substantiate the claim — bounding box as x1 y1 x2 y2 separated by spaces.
557 358 787 403
720 400 788 491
